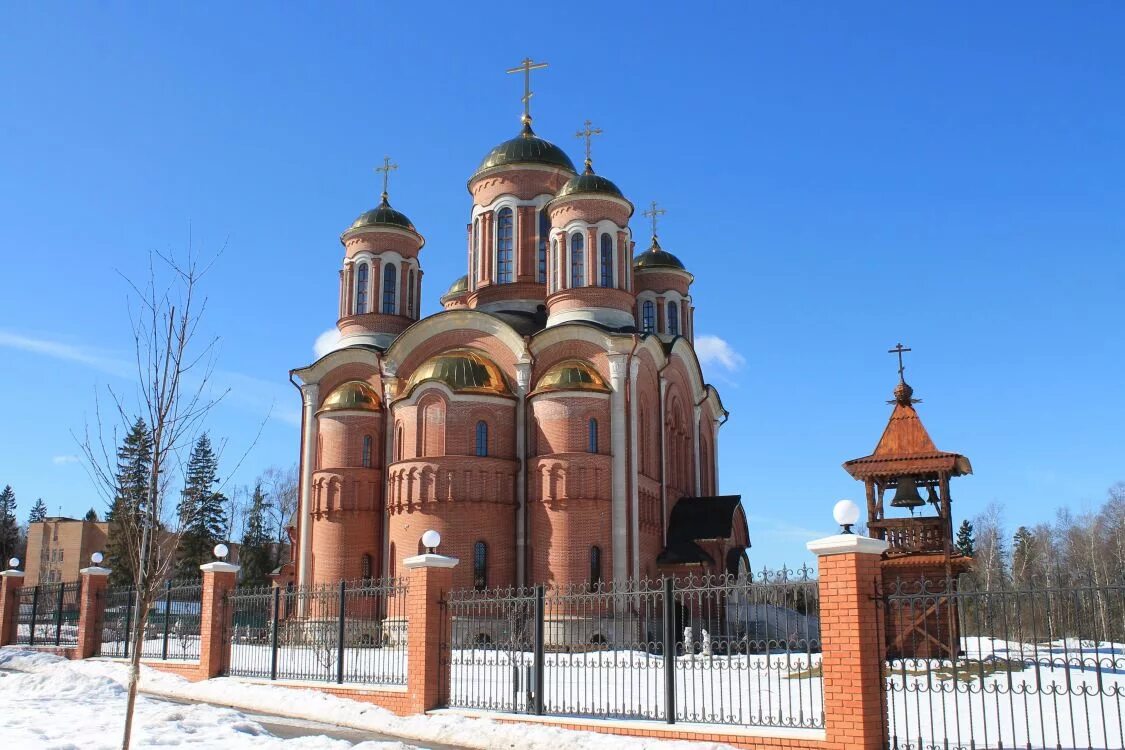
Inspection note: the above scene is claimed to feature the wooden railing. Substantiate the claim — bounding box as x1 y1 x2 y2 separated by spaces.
869 516 947 555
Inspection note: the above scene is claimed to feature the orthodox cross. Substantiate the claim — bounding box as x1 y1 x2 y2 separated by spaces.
506 57 548 124
375 156 398 200
888 342 912 381
575 119 603 168
642 200 666 239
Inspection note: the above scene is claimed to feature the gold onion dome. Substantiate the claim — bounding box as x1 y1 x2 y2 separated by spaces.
474 122 576 178
443 274 468 298
406 349 511 396
535 359 610 393
346 194 416 233
318 380 383 413
633 238 686 271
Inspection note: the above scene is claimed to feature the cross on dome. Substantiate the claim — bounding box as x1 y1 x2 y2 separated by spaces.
575 119 603 172
506 57 549 125
374 155 398 204
643 200 667 242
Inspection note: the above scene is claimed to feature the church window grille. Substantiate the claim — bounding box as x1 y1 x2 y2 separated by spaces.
496 208 514 283
590 546 602 587
588 417 598 453
538 210 549 284
570 233 585 287
642 300 656 333
362 435 372 468
667 303 679 335
475 420 489 457
473 541 488 590
355 263 369 314
600 234 614 287
408 269 416 317
382 263 397 314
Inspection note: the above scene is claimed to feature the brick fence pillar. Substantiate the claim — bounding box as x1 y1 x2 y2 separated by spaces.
807 532 889 750
199 561 240 679
76 565 111 658
0 569 24 646
403 550 458 714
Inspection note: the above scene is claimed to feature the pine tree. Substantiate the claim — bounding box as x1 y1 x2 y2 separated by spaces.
240 482 272 587
84 508 99 522
28 498 47 524
176 434 228 578
106 417 153 586
955 519 975 557
0 485 19 566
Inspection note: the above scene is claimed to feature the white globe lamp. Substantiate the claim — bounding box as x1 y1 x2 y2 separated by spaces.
213 543 230 560
421 529 441 554
833 499 861 535
91 552 104 566
7 557 19 570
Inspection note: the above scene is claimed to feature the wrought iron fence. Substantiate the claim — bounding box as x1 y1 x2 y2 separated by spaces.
441 567 822 728
224 577 407 686
98 579 204 661
15 580 82 648
883 573 1125 750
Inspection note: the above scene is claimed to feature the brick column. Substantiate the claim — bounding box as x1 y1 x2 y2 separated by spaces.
0 569 24 646
199 561 240 678
807 533 889 750
76 565 111 658
403 551 458 714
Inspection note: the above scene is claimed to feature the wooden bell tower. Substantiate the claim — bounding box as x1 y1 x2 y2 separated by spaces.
842 344 973 658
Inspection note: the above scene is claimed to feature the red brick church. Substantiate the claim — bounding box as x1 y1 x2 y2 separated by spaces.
284 63 748 593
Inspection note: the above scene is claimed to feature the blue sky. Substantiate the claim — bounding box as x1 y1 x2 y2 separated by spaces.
1 3 1122 566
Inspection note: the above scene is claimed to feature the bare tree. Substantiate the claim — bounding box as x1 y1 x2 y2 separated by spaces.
261 463 298 546
78 248 225 750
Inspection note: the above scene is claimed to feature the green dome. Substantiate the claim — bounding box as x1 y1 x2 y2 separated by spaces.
556 169 625 200
474 122 576 178
633 240 686 271
346 195 416 233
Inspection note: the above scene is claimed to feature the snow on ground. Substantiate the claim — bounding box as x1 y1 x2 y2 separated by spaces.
0 648 737 750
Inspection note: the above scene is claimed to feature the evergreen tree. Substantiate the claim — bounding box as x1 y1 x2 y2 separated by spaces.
955 519 975 557
240 482 272 587
1011 526 1038 585
0 485 19 566
28 498 47 524
84 508 99 522
176 434 227 578
106 417 153 586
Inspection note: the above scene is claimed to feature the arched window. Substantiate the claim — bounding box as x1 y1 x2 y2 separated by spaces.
395 422 404 462
642 300 656 333
600 234 614 288
496 208 514 283
408 269 416 317
667 302 679 336
475 420 489 457
590 546 602 588
389 543 396 578
587 417 598 453
570 233 585 287
362 435 372 468
355 262 369 314
538 210 550 284
382 263 397 314
471 217 479 286
473 541 488 590
551 238 559 290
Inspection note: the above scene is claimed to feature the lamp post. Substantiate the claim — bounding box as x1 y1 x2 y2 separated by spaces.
833 499 861 535
421 529 441 554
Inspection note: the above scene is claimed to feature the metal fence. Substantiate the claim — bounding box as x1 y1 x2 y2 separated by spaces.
883 574 1125 750
442 567 822 728
98 579 203 661
224 577 408 686
14 581 82 648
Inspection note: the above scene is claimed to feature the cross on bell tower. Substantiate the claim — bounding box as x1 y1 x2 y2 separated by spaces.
506 57 549 125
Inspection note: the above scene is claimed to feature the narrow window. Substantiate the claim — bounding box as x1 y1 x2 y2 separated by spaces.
496 207 514 283
667 302 679 336
408 269 416 317
551 238 559 290
475 421 489 457
389 543 396 578
590 546 602 588
361 553 372 580
588 417 598 453
600 233 614 287
570 232 585 287
538 210 549 284
355 262 369 314
473 541 488 590
471 217 479 286
642 300 656 333
362 435 372 468
395 422 404 462
382 263 397 314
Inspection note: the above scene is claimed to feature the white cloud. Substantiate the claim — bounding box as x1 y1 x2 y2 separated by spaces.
52 455 81 465
0 330 132 378
313 328 341 359
694 334 746 373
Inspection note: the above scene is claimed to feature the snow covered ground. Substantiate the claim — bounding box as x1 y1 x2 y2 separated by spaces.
0 648 738 749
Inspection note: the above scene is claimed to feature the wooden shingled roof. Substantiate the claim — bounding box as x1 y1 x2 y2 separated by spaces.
843 383 972 480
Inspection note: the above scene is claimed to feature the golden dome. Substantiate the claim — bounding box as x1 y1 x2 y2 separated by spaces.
535 360 610 394
406 350 511 396
318 380 382 413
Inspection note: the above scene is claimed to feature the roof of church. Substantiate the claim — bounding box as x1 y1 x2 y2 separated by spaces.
555 166 625 201
657 495 745 566
843 380 972 479
318 380 382 413
633 237 687 271
473 122 576 178
441 275 469 300
405 349 512 396
345 194 416 233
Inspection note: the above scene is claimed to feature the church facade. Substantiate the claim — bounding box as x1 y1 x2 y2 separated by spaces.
288 72 748 593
